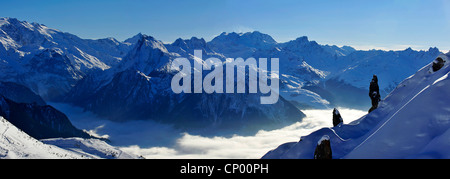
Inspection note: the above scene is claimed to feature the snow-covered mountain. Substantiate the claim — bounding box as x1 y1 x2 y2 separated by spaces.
0 116 138 159
208 32 338 109
209 31 441 110
279 36 344 72
263 53 450 159
0 17 133 100
209 31 278 58
66 34 305 133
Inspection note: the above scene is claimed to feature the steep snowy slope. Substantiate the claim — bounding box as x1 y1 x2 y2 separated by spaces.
0 116 138 159
0 116 80 158
263 53 450 159
41 138 139 159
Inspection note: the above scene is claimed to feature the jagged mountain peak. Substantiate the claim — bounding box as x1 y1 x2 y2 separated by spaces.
95 37 121 46
283 36 320 48
124 32 144 44
134 34 167 51
242 31 277 43
294 36 309 43
0 17 59 39
172 38 186 46
0 17 31 27
428 47 440 53
187 37 208 48
171 36 207 48
208 31 277 58
0 18 54 49
168 36 216 55
124 33 163 48
211 31 277 47
116 33 172 75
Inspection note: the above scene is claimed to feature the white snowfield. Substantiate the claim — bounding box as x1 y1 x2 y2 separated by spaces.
263 52 450 159
0 116 138 159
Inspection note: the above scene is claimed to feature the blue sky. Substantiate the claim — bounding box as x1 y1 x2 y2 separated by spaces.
1 0 449 51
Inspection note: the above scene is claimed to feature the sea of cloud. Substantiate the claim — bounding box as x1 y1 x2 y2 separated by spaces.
50 103 366 159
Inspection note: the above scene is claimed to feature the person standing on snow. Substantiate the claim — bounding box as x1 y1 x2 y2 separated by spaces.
332 108 343 127
369 75 380 113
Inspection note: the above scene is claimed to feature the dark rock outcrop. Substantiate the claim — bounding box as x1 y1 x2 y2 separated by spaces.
314 135 332 159
432 57 445 72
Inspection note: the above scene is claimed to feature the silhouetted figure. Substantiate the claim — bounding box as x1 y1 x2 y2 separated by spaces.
332 108 343 127
369 75 380 113
314 135 332 159
432 57 445 72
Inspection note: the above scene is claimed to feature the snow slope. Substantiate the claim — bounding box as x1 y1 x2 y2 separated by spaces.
263 52 450 159
0 116 82 158
0 116 138 159
41 138 139 159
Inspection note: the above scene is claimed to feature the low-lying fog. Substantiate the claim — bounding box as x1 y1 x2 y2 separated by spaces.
50 103 366 159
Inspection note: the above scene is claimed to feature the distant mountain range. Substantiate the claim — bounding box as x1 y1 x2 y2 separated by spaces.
0 17 442 133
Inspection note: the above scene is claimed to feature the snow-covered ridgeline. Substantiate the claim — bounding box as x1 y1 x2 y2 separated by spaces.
263 53 450 159
0 116 138 159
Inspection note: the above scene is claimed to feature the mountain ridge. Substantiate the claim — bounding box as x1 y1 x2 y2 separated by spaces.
263 53 450 159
